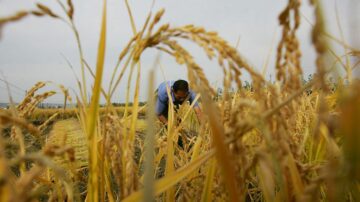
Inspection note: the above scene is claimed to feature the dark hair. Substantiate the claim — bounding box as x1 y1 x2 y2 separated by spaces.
172 80 189 92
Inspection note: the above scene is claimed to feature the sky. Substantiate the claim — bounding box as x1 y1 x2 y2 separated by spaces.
0 0 359 104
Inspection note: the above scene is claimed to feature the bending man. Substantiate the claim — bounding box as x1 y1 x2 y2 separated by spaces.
155 79 202 125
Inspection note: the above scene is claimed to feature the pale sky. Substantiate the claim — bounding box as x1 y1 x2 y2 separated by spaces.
0 0 359 103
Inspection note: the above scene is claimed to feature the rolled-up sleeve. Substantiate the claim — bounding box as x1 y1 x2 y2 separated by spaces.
155 96 166 116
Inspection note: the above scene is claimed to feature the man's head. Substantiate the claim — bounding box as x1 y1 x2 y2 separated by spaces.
172 80 189 101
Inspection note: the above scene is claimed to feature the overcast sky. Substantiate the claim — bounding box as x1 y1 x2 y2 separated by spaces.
0 0 359 103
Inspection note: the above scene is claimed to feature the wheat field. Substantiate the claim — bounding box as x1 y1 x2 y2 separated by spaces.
0 0 360 201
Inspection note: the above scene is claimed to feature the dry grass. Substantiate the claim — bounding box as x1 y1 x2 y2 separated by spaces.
27 106 146 123
1 0 360 201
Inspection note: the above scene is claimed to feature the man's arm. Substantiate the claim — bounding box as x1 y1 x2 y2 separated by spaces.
158 114 168 125
156 94 168 125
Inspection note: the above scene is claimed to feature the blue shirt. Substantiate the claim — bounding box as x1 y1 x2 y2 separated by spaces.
155 81 199 116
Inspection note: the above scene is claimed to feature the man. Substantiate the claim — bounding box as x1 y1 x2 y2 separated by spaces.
155 79 202 126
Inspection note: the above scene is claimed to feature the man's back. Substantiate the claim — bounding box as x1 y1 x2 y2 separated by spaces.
156 81 174 104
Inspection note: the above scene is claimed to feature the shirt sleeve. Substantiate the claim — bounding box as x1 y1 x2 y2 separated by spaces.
155 96 167 115
189 90 199 107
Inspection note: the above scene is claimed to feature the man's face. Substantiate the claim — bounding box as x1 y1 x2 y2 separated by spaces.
173 90 189 102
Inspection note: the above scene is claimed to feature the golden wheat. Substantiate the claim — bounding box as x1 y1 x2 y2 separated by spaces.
0 0 359 201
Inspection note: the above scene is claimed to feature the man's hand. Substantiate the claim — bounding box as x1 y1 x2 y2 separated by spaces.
158 114 168 125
